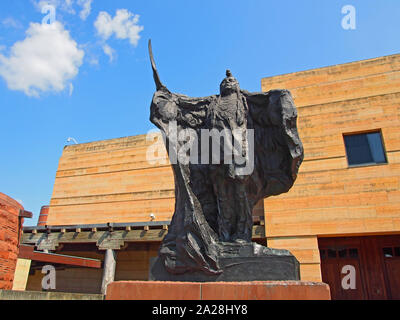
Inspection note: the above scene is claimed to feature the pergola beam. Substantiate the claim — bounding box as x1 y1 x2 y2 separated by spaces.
18 245 101 268
22 225 265 250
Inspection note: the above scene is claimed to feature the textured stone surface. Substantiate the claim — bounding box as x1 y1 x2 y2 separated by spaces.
37 206 49 226
12 258 31 291
0 290 104 300
105 281 331 300
0 193 23 290
106 281 201 300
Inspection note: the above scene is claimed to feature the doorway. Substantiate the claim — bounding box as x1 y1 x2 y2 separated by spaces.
319 235 400 300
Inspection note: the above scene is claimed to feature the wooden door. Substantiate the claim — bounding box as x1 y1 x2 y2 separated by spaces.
378 235 400 300
358 237 388 299
319 237 367 300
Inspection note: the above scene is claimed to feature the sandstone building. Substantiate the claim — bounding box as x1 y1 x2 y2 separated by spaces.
21 54 400 299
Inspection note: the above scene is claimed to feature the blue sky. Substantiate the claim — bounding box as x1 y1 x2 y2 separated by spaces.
0 0 399 226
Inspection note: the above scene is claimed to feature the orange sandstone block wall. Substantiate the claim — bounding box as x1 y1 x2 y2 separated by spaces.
262 54 400 281
47 135 174 225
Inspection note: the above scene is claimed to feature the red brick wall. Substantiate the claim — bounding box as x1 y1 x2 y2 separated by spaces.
37 206 49 226
0 193 23 290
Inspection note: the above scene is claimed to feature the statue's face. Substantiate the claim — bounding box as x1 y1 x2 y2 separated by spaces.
220 76 240 95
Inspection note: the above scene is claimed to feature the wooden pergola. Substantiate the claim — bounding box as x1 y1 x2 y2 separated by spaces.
22 220 265 294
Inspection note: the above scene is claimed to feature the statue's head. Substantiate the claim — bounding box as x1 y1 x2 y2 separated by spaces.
220 70 240 96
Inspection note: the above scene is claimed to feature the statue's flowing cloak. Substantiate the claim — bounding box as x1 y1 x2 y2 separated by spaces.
150 88 304 275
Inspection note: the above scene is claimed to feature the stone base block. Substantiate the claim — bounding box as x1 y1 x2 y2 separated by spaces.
149 247 300 282
106 281 331 300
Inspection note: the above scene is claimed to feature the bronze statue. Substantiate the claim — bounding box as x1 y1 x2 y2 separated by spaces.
148 40 304 281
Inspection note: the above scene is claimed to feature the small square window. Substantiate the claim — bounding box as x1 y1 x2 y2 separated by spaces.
338 249 347 258
349 248 359 258
328 249 337 258
343 131 387 166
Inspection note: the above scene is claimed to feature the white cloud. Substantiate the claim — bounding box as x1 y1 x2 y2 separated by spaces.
102 44 115 62
32 0 93 20
69 83 74 96
31 0 57 10
32 0 75 14
0 22 84 97
64 0 75 13
88 57 99 65
77 0 92 21
94 9 144 47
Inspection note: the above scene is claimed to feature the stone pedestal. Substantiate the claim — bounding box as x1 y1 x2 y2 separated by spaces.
105 281 331 300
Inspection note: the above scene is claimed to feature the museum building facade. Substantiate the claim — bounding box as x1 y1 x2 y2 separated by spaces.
21 54 400 299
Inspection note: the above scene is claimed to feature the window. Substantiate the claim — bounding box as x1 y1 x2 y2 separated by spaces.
343 131 387 166
320 248 359 259
338 249 347 258
328 249 337 258
348 248 359 258
383 247 400 258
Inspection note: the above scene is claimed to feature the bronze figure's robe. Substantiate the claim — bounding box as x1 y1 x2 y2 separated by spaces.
150 74 304 275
